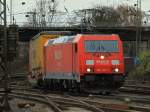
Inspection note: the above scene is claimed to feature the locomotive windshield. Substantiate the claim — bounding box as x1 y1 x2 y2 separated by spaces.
85 40 119 52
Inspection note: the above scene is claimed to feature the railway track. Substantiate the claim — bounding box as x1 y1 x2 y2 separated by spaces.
1 88 105 112
124 85 150 89
1 85 150 112
119 85 150 95
124 80 150 86
6 73 150 95
1 73 150 112
10 90 150 112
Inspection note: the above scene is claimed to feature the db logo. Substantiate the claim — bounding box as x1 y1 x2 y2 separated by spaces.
54 50 62 60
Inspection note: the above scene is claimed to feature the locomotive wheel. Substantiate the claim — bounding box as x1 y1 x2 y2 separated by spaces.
76 82 81 93
64 80 69 91
114 82 124 89
50 79 54 90
37 79 44 87
43 79 50 90
28 76 37 87
100 90 111 95
68 80 73 91
60 80 64 91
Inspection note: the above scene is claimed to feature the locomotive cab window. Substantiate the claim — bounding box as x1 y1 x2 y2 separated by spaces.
85 40 119 52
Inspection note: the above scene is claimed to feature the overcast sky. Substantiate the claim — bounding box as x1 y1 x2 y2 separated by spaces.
6 0 150 24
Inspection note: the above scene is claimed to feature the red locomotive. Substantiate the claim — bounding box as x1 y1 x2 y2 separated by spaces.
42 34 125 93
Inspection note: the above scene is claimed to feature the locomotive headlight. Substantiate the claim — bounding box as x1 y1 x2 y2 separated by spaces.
112 60 120 65
114 68 119 72
100 55 105 59
87 68 91 72
86 60 94 65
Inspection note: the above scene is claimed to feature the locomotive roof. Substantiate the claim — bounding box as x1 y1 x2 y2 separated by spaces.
44 36 75 46
78 34 119 37
45 34 120 46
52 36 75 44
31 31 75 40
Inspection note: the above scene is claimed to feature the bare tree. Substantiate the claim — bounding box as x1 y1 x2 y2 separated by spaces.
25 2 144 27
25 0 59 27
91 6 120 26
76 5 144 27
47 0 58 25
36 0 47 27
117 5 143 26
143 12 150 25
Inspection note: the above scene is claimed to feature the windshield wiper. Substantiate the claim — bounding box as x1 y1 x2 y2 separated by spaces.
100 43 111 56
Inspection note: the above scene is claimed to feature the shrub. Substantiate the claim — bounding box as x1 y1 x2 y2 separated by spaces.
128 50 150 81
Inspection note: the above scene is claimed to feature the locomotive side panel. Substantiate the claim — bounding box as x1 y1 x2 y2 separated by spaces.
118 39 125 73
44 43 78 80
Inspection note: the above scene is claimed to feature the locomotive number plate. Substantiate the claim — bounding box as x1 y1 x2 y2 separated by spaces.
96 60 109 64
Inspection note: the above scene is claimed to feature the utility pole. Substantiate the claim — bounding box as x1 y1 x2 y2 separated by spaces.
10 0 13 24
138 0 142 54
0 2 2 24
0 0 11 111
135 0 142 57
